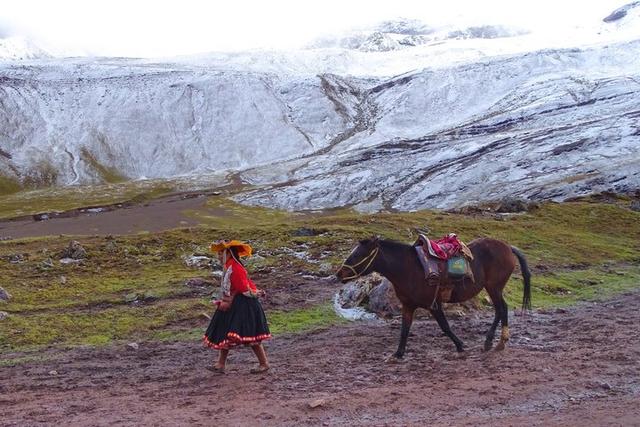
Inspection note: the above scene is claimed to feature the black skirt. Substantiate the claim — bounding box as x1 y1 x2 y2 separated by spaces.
203 294 271 350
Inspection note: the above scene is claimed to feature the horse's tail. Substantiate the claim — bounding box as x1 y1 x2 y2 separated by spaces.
511 246 532 311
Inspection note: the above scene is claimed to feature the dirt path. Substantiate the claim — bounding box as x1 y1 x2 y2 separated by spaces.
2 290 640 426
0 192 215 239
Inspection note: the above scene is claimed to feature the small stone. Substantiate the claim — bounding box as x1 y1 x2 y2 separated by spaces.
127 342 139 350
599 381 612 390
0 287 11 302
60 258 82 265
308 398 326 408
9 254 25 264
48 370 58 376
183 255 212 269
124 293 140 303
40 258 54 268
0 311 8 320
60 276 67 284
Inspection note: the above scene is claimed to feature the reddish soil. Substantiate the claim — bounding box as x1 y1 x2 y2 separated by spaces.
2 290 639 426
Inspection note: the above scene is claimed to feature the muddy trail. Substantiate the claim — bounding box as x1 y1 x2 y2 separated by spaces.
2 290 640 426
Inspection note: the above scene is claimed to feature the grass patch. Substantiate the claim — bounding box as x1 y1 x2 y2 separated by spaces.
503 265 640 309
268 303 346 335
1 197 639 353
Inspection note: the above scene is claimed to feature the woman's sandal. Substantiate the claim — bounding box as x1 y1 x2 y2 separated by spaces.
205 365 225 374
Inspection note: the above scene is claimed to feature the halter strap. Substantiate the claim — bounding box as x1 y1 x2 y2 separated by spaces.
339 247 379 280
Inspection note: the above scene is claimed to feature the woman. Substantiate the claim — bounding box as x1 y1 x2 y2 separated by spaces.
203 239 271 374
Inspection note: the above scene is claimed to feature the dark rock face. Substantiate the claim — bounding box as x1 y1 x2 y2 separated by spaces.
603 1 640 22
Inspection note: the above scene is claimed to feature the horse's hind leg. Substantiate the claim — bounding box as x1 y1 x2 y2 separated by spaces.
494 297 509 351
485 290 508 351
430 303 464 352
484 310 501 351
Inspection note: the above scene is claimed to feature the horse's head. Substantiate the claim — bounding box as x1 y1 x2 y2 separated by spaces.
336 236 380 283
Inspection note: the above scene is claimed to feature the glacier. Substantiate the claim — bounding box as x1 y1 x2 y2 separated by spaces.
1 11 639 211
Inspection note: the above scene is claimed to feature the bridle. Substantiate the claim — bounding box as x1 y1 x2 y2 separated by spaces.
339 246 379 281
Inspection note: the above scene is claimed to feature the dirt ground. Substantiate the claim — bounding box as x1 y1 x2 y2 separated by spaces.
2 288 639 426
0 192 211 239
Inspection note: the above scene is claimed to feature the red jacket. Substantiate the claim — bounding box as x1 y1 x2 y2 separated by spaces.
222 257 258 295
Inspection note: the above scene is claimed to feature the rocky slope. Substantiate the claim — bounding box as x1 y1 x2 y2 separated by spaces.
0 12 639 211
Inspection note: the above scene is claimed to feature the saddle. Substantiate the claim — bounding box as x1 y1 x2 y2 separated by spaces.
414 233 474 305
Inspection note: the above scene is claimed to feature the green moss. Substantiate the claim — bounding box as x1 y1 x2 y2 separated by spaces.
0 299 208 351
268 304 346 335
80 147 126 183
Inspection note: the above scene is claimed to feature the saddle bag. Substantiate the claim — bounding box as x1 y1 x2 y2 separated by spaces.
447 256 467 277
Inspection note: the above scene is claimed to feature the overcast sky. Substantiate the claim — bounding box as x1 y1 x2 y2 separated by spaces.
0 0 629 57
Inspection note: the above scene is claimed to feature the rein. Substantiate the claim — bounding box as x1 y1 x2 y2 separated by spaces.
340 247 379 280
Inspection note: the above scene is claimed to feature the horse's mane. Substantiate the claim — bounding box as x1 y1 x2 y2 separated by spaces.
379 238 414 252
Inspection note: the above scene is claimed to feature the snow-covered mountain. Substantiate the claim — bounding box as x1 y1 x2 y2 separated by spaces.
0 36 50 61
1 10 639 211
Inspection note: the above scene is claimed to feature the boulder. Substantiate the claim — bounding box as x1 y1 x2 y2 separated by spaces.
337 274 380 309
366 279 402 318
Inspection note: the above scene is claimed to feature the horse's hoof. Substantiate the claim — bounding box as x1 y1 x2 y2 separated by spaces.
456 346 465 353
484 341 494 352
384 354 403 363
495 341 506 351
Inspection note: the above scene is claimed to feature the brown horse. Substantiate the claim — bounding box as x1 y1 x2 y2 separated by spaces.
336 237 531 358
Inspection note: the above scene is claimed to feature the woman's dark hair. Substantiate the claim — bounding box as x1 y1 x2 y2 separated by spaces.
229 247 244 266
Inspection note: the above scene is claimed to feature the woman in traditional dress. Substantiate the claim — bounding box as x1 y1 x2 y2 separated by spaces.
203 239 271 373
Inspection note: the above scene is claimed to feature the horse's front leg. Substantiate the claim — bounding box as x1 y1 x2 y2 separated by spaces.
392 305 416 359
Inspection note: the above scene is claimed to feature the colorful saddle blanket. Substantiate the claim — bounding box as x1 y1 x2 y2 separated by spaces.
413 233 475 303
420 233 473 260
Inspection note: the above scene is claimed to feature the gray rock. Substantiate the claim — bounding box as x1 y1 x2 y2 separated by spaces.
367 279 402 318
630 200 640 212
59 257 82 265
0 287 11 302
183 255 213 269
61 241 87 260
338 275 378 309
0 311 8 320
496 197 529 213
